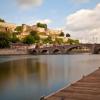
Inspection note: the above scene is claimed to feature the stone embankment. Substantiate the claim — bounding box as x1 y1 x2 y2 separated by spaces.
0 48 29 56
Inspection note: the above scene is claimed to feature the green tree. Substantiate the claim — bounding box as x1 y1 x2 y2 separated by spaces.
0 18 5 22
67 38 79 45
23 35 35 45
59 31 64 37
30 31 40 43
42 36 53 44
54 38 63 45
73 40 80 44
10 33 19 43
67 38 74 44
66 33 70 37
0 32 10 48
23 31 40 44
15 26 22 32
37 23 47 29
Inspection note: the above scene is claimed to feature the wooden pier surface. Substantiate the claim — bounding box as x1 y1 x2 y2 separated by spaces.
45 68 100 100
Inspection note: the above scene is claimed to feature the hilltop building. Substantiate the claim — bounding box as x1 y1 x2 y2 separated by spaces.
0 22 68 43
0 22 16 32
18 24 63 39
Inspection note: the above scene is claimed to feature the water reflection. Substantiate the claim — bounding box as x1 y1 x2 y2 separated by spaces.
0 55 100 100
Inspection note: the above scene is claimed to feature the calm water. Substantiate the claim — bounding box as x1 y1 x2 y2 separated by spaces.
0 55 100 100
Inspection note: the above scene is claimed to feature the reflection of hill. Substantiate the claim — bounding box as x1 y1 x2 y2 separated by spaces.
0 58 48 88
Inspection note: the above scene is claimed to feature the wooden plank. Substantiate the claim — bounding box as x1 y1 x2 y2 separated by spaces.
46 69 100 100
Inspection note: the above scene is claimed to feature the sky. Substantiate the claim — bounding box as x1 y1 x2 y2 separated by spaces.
0 0 100 43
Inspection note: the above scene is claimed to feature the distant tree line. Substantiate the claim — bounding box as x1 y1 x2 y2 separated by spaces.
0 18 5 23
37 23 47 29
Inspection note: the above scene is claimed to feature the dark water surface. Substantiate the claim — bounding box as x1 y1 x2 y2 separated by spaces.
0 55 100 100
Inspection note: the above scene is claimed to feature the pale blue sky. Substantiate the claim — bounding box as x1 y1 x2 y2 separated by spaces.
0 0 100 28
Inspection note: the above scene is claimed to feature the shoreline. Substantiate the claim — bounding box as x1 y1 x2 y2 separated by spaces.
0 49 91 56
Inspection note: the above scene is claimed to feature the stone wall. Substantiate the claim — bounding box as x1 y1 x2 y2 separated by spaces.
0 49 29 56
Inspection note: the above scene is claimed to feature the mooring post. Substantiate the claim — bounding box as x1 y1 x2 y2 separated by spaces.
40 96 45 100
61 96 65 100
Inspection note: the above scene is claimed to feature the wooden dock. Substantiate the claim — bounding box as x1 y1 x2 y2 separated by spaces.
45 68 100 100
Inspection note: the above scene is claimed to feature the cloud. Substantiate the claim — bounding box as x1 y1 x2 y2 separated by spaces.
16 0 43 9
36 19 52 24
65 3 100 43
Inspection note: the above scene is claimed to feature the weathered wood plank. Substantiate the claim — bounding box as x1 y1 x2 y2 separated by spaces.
46 69 100 100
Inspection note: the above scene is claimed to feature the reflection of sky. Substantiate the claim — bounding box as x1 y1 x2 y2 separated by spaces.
0 55 100 100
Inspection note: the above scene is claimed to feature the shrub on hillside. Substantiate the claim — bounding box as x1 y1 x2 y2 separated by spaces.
0 32 10 48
